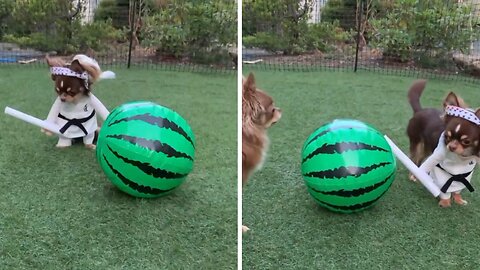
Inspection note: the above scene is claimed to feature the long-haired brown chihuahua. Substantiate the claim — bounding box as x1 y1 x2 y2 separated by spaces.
43 54 114 149
242 73 281 232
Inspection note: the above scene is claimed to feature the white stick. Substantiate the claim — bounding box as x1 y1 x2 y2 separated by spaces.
4 106 67 137
384 135 441 197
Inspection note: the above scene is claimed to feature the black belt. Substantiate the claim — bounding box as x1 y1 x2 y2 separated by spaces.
58 110 96 136
436 164 474 193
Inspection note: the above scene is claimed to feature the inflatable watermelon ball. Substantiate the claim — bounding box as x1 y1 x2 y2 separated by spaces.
301 119 396 213
96 101 195 198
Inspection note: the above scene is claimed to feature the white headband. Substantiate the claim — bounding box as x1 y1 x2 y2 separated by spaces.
445 105 480 125
50 67 89 89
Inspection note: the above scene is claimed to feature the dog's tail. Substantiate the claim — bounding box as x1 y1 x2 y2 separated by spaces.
408 79 427 113
73 54 116 84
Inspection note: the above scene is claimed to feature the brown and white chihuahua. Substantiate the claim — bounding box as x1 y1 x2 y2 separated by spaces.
44 54 114 149
406 79 480 206
242 73 281 232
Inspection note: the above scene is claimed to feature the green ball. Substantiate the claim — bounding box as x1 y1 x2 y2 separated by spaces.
301 119 396 213
96 101 195 198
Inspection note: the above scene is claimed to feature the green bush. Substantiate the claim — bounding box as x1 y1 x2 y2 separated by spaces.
321 0 357 31
306 20 350 53
0 0 14 39
95 0 157 29
73 19 122 52
142 6 189 57
371 17 413 62
142 1 236 60
242 0 353 55
243 21 350 55
370 0 479 65
243 32 287 52
3 33 64 52
4 20 121 54
94 0 128 28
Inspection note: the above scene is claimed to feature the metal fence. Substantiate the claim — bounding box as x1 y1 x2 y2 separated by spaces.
243 0 480 82
3 0 480 80
0 0 237 72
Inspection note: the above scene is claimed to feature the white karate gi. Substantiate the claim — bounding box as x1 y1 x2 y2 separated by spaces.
420 132 477 199
46 94 109 146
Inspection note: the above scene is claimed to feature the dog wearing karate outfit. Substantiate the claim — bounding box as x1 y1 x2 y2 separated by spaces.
419 104 480 207
44 54 115 149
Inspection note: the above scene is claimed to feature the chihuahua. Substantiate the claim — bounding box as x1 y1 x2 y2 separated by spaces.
242 73 281 232
407 79 480 207
44 54 115 149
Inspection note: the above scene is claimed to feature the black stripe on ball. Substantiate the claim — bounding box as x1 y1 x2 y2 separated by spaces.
107 134 193 161
108 109 124 124
305 125 378 148
312 187 390 211
102 154 176 195
302 142 389 163
108 113 194 148
107 145 187 179
309 171 395 197
303 162 391 179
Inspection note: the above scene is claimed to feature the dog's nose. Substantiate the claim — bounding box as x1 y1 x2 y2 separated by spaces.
448 144 457 152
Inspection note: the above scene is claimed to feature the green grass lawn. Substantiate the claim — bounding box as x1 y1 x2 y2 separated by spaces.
242 70 480 269
0 67 237 269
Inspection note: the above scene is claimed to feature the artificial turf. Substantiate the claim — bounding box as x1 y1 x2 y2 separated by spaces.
0 67 237 269
242 69 480 269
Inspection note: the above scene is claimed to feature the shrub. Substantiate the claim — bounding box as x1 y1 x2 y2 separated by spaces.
142 6 189 57
94 0 129 28
0 0 14 38
141 1 236 60
4 20 121 54
321 0 357 31
243 21 350 55
72 19 122 52
242 0 354 55
306 20 350 53
370 0 479 65
242 32 287 52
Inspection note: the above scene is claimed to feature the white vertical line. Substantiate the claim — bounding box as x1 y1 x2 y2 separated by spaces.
237 0 243 269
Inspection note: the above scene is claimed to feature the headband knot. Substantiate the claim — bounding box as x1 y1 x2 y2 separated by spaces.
50 67 89 90
445 105 480 125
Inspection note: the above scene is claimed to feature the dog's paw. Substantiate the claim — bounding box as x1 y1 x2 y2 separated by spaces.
242 225 250 233
56 139 72 148
41 128 54 136
55 144 71 148
438 199 451 208
453 194 468 205
85 144 96 150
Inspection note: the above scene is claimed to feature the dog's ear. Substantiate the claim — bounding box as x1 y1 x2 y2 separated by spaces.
243 73 256 95
443 92 461 108
45 55 65 67
475 108 480 119
69 59 85 74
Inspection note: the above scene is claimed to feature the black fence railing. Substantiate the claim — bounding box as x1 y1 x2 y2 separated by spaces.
242 0 480 82
0 0 237 72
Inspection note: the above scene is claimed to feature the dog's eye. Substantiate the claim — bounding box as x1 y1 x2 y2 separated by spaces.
271 108 275 113
462 139 471 146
